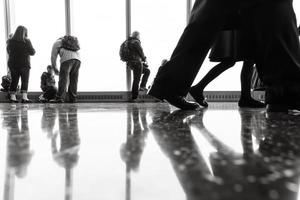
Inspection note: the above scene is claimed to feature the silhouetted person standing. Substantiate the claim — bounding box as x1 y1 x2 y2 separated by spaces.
123 31 150 101
250 0 300 111
7 26 35 103
51 36 81 103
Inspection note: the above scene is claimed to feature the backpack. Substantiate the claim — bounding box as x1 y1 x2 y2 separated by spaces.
61 35 80 51
1 75 11 92
119 39 134 62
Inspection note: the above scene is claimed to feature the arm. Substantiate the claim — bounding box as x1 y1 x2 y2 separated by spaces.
25 39 36 55
133 40 146 61
51 40 61 74
40 73 47 91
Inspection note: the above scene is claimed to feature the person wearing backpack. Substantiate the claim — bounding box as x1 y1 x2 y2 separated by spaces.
7 25 35 103
50 35 81 103
120 31 150 101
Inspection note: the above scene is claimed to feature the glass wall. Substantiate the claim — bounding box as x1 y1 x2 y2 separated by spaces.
11 0 65 91
72 0 126 91
5 0 298 92
294 2 300 23
131 0 186 88
0 2 6 78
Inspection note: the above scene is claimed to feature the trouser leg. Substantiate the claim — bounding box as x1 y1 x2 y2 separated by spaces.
56 61 72 100
20 68 30 93
68 60 81 101
140 67 150 88
150 0 235 97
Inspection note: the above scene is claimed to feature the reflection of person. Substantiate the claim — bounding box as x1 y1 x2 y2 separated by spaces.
51 106 80 169
51 106 80 200
41 105 57 138
150 108 300 199
120 104 149 200
150 110 215 199
3 106 33 200
120 104 149 171
7 25 35 103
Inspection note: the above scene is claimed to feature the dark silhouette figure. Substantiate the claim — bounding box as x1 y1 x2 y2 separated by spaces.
149 107 300 199
51 106 80 200
124 31 150 101
7 26 35 103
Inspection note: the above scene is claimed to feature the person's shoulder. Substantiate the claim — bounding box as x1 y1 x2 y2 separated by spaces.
41 72 48 77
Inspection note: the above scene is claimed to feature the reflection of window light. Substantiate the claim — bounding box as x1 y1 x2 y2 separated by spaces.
190 125 217 176
72 1 126 91
0 2 6 77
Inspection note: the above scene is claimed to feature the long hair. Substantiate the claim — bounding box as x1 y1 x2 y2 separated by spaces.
11 26 28 42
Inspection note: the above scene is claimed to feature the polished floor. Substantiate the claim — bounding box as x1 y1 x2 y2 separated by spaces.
0 102 300 200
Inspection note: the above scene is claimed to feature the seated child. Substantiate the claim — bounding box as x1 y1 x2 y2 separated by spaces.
39 65 57 102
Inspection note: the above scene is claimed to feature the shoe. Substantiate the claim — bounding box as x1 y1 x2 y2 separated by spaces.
164 95 200 110
49 99 64 103
238 98 265 108
21 99 32 103
148 84 200 110
266 104 289 112
139 87 148 92
69 99 77 103
189 88 208 108
9 99 18 103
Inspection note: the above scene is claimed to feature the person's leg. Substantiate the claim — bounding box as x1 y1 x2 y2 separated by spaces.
20 68 31 102
68 60 81 102
252 2 300 111
9 68 20 102
148 0 237 109
130 61 143 100
140 66 150 90
193 61 236 92
190 60 235 107
55 61 72 102
44 86 57 100
238 61 265 108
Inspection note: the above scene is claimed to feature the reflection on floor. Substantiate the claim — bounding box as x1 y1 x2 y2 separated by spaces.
0 102 299 200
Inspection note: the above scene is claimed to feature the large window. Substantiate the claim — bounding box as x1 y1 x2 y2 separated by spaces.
73 0 126 91
11 0 65 91
131 0 186 88
294 2 300 24
0 3 6 78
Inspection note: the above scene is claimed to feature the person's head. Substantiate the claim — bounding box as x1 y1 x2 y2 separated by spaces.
12 26 28 41
47 65 54 74
131 31 140 40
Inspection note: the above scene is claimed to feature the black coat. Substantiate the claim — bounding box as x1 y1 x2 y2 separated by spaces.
7 39 35 69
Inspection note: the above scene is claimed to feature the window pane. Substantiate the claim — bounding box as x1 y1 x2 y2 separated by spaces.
131 0 186 89
73 0 126 91
12 0 65 92
0 3 6 78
